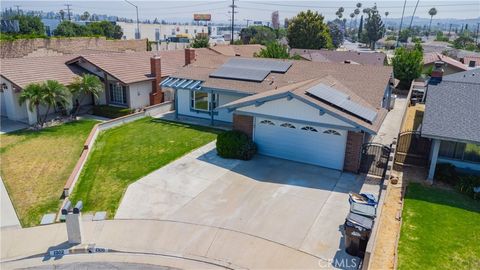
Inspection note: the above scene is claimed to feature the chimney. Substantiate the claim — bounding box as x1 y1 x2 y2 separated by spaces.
185 48 196 66
149 55 163 105
430 61 444 85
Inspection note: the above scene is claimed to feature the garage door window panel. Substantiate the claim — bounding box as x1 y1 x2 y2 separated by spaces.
324 129 341 136
260 119 275 125
280 123 296 128
301 126 318 132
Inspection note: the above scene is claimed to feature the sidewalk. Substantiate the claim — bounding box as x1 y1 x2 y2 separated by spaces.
372 96 408 145
1 219 325 269
0 176 20 229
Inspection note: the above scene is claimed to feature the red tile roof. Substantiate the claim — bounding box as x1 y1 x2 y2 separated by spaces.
423 52 469 71
290 49 387 66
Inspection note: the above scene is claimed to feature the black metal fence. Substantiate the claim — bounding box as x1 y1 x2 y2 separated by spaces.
359 143 392 177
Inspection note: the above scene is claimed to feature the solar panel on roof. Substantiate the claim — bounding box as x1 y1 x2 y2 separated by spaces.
224 58 293 73
306 83 377 123
210 66 271 82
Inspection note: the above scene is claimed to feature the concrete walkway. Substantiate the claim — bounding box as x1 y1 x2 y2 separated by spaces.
372 96 408 146
0 176 20 229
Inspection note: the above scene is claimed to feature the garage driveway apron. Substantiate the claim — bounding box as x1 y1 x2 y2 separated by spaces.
116 141 373 263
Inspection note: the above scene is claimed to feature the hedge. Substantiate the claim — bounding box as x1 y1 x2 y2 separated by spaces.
92 105 134 119
216 130 256 160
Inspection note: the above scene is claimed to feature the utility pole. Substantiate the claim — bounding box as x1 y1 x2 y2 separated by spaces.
229 0 237 44
244 19 252 27
476 22 480 44
396 0 407 47
448 23 452 36
124 0 140 39
408 0 420 30
65 4 72 21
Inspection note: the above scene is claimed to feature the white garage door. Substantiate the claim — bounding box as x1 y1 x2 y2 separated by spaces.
254 117 348 170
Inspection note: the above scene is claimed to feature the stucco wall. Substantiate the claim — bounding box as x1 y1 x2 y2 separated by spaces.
236 97 355 128
128 81 152 109
1 37 147 59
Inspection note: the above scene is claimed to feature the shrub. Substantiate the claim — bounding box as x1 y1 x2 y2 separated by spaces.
456 175 480 199
216 130 256 160
434 163 459 185
92 105 134 119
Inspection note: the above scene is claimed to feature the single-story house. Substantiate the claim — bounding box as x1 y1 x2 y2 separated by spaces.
422 69 480 180
460 55 480 68
0 48 217 124
161 56 394 172
289 49 387 66
208 44 265 57
423 52 469 76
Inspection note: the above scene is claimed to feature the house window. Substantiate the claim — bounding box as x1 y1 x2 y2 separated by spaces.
439 141 480 163
260 120 275 125
301 126 318 132
185 29 189 34
323 129 341 136
280 123 296 128
109 83 127 105
468 60 476 68
190 91 218 111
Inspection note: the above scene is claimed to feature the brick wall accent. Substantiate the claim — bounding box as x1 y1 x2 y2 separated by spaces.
149 56 163 105
343 131 364 173
233 114 254 138
1 37 147 59
184 48 196 65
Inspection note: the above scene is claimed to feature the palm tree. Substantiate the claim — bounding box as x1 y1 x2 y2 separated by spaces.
428 8 438 37
19 83 44 127
68 74 103 117
349 13 355 31
42 80 69 124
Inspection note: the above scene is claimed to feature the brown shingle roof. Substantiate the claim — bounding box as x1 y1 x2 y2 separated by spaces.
290 49 386 66
0 54 82 89
0 48 218 88
423 52 469 71
173 56 392 108
208 44 265 57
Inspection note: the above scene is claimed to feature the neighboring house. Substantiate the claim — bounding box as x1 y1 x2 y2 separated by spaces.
161 56 394 172
460 55 480 68
0 48 217 124
289 49 387 66
208 44 265 57
423 52 469 75
422 69 480 180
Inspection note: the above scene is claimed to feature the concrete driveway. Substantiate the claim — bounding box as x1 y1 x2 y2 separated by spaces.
116 142 380 267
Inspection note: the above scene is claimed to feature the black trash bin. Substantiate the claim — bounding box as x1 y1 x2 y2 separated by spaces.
344 212 374 258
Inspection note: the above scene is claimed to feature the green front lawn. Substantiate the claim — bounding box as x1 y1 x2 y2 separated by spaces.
69 118 220 217
398 183 480 270
0 120 98 227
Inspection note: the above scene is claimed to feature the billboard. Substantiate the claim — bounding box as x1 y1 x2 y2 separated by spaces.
194 14 211 21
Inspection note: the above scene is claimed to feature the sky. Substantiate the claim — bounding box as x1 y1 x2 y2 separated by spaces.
2 0 479 23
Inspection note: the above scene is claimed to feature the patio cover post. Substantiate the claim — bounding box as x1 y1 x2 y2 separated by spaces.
427 139 440 182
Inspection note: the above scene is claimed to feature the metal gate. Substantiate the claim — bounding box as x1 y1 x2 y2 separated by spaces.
394 131 431 167
359 143 391 177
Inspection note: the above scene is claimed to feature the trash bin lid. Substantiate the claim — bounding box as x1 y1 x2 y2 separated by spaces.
350 201 377 218
346 212 373 230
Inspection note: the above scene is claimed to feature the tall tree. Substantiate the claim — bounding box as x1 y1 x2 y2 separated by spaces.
428 8 438 37
239 26 276 45
191 36 210 48
41 80 69 124
364 6 385 49
86 21 123 39
18 83 44 127
80 11 90 21
328 21 344 48
68 74 103 117
358 15 364 39
8 15 44 35
287 10 333 49
392 44 423 89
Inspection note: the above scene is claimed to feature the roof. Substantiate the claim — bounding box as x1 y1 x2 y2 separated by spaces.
208 44 264 57
170 56 392 133
0 48 218 88
422 69 480 144
461 56 480 67
289 49 387 66
0 55 83 89
219 76 388 134
423 52 469 71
